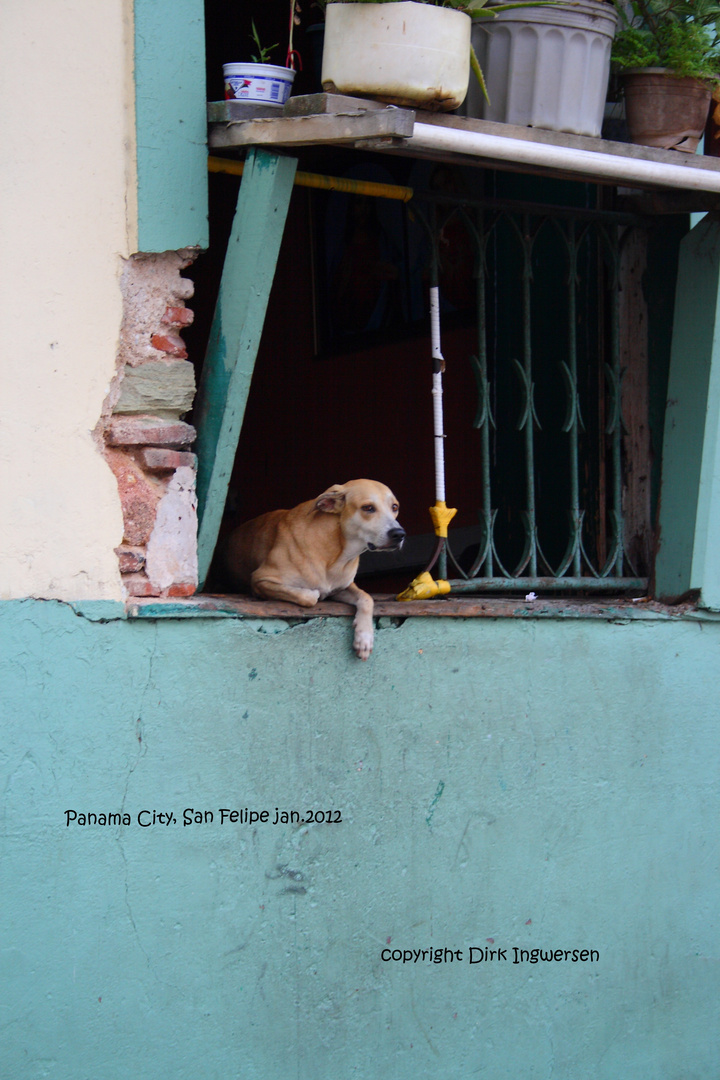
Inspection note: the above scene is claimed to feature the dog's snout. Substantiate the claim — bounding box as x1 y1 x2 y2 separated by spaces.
388 525 406 547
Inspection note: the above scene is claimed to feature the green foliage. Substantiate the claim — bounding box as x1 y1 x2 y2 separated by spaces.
612 0 720 81
320 0 562 14
249 19 278 64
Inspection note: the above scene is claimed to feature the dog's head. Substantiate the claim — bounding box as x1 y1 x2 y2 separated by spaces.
315 480 405 555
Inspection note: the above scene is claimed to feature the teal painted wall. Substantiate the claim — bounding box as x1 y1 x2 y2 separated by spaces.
134 0 208 251
656 215 720 607
2 600 719 1079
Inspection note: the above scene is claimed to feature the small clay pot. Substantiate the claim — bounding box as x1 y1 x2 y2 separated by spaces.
622 68 712 153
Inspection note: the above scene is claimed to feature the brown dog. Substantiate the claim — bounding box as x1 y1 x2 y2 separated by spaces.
225 480 405 660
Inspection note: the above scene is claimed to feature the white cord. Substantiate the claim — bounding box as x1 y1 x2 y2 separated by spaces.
430 287 446 504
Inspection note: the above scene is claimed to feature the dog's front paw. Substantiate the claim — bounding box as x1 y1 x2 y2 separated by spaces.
353 628 373 661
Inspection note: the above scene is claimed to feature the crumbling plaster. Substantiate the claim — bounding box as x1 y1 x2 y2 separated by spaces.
100 251 200 599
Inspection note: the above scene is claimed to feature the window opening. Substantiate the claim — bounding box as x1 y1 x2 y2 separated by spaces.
194 156 653 599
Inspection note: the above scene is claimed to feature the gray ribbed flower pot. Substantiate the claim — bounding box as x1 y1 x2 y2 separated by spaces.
467 0 618 137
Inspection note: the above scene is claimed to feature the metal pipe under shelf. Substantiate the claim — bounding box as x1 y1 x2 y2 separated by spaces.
409 121 720 193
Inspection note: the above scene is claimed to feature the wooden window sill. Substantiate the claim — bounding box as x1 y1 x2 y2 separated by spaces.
126 594 705 621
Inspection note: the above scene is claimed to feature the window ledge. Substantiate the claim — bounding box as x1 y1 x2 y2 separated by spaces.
126 594 711 622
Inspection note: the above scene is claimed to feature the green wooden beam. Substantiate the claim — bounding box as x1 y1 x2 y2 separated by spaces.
655 214 720 607
194 148 298 586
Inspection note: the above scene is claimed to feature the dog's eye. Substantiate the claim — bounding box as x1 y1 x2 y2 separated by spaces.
362 504 376 513
392 503 399 513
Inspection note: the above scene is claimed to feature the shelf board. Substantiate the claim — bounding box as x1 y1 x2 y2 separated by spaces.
208 94 720 207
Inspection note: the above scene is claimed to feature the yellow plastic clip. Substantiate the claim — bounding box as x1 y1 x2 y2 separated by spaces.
429 501 457 538
397 571 452 602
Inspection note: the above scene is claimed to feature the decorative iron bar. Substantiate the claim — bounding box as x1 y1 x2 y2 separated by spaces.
411 191 647 594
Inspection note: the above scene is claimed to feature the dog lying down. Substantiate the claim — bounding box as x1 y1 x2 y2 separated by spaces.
225 480 405 660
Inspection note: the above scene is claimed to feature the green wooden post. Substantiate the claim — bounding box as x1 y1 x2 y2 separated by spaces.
134 0 208 251
655 215 720 608
194 148 298 586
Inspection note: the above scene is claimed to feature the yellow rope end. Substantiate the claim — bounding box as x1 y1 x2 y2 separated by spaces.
429 501 457 538
397 572 451 601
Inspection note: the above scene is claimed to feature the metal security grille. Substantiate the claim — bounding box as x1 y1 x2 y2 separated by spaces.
414 192 648 595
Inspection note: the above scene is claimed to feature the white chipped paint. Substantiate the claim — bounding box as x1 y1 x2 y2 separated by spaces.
145 468 199 591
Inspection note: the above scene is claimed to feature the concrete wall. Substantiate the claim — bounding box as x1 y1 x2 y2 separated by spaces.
2 599 718 1079
0 0 207 604
0 0 133 601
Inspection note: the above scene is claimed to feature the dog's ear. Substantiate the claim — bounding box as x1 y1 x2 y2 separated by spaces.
315 485 346 514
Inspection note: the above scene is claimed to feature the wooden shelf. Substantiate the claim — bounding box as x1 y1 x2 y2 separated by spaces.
208 93 720 209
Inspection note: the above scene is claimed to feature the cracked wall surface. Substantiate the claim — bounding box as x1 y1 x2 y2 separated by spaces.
1 600 719 1079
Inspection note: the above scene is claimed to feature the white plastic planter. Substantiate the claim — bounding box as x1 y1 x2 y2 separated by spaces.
223 63 296 107
321 1 471 112
468 0 618 137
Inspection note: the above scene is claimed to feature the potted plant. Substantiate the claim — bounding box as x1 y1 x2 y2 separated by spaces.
468 0 619 136
318 0 564 112
223 14 298 108
611 0 720 151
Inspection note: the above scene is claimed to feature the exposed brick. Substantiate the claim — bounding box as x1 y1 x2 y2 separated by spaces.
106 415 196 448
162 306 194 327
114 545 146 573
150 332 188 359
117 250 198 368
139 448 198 472
122 572 161 597
105 448 163 546
164 582 197 597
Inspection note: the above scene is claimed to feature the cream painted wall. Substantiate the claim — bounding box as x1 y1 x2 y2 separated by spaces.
0 1 136 600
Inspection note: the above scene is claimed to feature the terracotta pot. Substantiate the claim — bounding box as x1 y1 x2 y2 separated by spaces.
622 69 712 152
